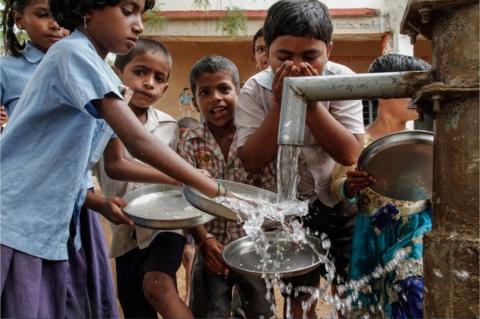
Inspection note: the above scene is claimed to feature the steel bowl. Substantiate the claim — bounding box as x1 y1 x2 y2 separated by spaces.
357 130 433 201
222 232 324 278
183 180 277 222
123 184 214 229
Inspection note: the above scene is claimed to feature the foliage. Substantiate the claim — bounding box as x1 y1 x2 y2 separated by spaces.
216 6 248 36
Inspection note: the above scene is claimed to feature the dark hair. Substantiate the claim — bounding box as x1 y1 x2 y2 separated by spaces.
114 38 172 77
252 27 264 55
49 0 155 32
177 116 199 130
263 0 332 49
368 54 432 108
2 0 32 57
189 55 240 95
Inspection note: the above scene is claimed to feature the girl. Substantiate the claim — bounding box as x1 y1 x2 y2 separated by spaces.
0 0 68 117
1 2 122 317
330 54 432 318
0 0 222 317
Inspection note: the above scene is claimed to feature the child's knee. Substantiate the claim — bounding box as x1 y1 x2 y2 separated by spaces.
143 271 176 307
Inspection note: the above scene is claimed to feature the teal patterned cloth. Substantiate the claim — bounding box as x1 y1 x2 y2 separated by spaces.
349 206 432 317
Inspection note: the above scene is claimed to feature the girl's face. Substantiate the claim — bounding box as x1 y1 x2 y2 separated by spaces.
14 0 68 52
193 71 237 128
85 0 145 58
118 51 170 110
380 98 419 121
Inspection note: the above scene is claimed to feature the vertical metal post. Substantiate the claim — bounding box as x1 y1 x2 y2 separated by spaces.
421 2 480 318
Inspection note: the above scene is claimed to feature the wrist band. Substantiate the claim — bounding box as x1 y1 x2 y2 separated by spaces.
216 181 228 197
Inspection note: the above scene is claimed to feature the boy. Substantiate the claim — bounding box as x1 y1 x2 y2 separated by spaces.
253 27 268 71
94 39 193 319
236 0 364 317
177 55 273 318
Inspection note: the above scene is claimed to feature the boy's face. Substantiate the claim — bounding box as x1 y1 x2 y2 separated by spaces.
118 51 170 109
267 35 332 76
193 71 237 128
254 36 268 71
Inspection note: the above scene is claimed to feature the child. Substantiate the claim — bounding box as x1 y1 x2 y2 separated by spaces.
330 54 432 318
178 87 195 118
94 38 195 319
236 0 364 317
177 55 273 319
0 1 223 317
253 27 268 71
0 0 68 117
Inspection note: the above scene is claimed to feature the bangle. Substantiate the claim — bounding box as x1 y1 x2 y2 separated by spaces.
216 181 228 197
198 233 215 249
341 180 358 204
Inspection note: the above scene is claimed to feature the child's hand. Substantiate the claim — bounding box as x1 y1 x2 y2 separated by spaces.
272 60 298 104
298 62 319 77
200 238 229 276
0 106 8 126
100 197 134 225
345 169 375 198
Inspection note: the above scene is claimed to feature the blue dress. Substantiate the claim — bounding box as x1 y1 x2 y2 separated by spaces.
349 187 432 318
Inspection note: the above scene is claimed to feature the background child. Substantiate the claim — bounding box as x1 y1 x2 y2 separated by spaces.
94 38 195 319
178 87 195 118
0 0 68 117
177 55 273 319
0 1 223 317
330 54 432 318
253 27 268 71
236 0 364 317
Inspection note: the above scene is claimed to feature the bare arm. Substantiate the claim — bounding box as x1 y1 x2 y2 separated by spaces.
104 138 181 186
84 190 133 225
238 103 281 173
306 102 364 166
94 96 218 197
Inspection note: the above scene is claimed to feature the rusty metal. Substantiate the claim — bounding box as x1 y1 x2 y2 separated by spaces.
402 0 480 317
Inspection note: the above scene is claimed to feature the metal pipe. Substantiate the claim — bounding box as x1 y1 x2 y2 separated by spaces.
278 71 433 145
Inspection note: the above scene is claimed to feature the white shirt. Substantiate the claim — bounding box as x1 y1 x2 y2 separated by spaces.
93 107 181 257
236 61 365 207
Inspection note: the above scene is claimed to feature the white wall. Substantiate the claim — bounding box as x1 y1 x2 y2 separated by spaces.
161 0 386 11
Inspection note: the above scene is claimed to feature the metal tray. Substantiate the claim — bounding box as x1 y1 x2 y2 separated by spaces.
123 184 214 229
184 180 277 222
357 130 433 201
222 232 323 278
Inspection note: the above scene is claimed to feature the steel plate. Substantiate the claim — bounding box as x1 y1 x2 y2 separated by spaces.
123 184 214 229
222 232 324 278
357 130 433 201
183 180 277 222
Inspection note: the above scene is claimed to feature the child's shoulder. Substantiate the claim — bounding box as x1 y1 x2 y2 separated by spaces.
324 61 356 76
149 107 177 124
181 123 205 142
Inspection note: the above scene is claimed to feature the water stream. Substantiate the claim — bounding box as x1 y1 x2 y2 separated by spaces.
215 144 410 318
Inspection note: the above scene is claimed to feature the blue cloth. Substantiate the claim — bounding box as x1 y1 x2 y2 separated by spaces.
0 42 44 115
0 30 122 261
349 208 432 318
391 276 424 319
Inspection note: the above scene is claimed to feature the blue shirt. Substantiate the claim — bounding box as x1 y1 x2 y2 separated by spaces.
0 42 44 116
0 30 122 260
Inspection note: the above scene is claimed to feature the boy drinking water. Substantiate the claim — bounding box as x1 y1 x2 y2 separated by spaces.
94 38 194 319
236 0 364 317
178 55 273 318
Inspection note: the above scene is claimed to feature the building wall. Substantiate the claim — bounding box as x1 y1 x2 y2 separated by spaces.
149 37 431 120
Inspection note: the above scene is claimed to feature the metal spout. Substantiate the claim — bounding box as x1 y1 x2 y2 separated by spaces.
278 71 433 145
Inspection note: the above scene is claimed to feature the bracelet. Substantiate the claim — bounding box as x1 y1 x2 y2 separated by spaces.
216 181 228 197
198 233 215 249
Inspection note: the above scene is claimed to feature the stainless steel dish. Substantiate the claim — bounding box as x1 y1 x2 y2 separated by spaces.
222 232 324 278
123 184 215 229
183 180 277 222
357 130 433 201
